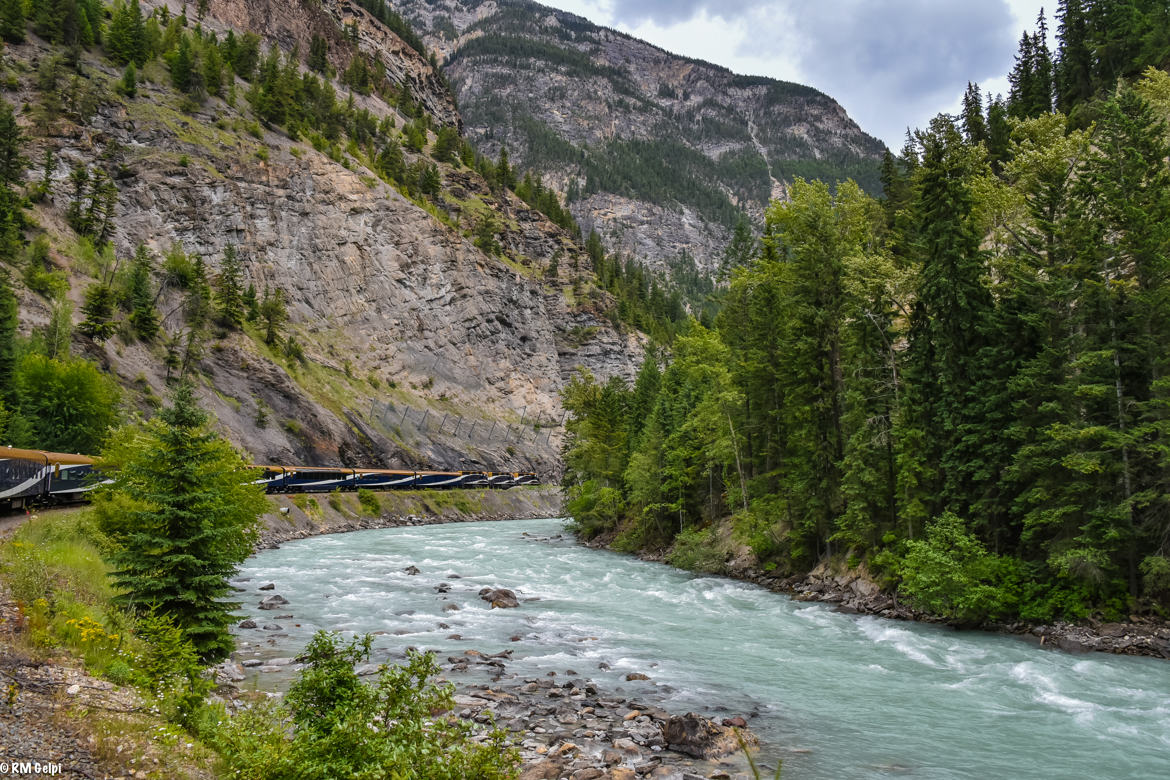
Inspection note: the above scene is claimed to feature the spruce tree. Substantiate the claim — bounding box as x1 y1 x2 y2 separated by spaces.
308 35 328 73
107 0 147 67
1055 0 1093 112
103 382 267 662
127 244 158 340
960 82 987 145
0 267 17 405
259 286 286 345
0 0 25 44
899 116 994 527
215 245 245 330
78 282 116 342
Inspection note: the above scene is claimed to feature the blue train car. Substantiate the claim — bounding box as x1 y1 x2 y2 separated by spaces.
1 447 104 510
354 469 418 489
279 466 358 493
414 470 470 489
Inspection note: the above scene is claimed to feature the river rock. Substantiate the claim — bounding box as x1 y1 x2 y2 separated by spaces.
404 565 421 575
626 672 651 681
238 619 258 629
481 587 521 608
259 583 275 590
241 659 264 668
661 712 753 759
721 716 748 728
259 594 289 610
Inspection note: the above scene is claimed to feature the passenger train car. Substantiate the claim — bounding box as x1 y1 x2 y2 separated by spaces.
253 466 537 493
2 445 538 511
0 447 107 511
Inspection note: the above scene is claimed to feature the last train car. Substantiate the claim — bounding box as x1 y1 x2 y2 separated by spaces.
1 446 100 510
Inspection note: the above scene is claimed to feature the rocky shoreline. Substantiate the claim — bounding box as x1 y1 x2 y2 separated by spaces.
243 501 766 779
256 487 563 549
620 544 1170 661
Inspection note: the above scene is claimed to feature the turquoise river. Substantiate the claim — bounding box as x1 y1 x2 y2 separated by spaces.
234 517 1170 779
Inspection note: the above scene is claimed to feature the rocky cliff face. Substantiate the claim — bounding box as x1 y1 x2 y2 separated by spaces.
395 0 887 275
8 0 643 477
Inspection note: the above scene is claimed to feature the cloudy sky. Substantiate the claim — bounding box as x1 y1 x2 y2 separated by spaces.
538 0 1049 150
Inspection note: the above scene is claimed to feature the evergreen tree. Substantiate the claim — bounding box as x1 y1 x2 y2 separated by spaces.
308 34 328 73
1055 0 1093 112
0 0 25 44
78 282 116 342
259 286 286 345
961 82 988 145
986 95 1012 172
107 0 147 67
899 116 995 529
242 282 259 322
495 146 514 191
0 267 17 405
215 245 245 330
127 244 158 340
102 382 267 662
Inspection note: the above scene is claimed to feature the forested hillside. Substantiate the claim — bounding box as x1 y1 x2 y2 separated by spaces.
563 1 1170 623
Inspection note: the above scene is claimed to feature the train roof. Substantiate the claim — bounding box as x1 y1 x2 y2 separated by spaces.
0 446 95 465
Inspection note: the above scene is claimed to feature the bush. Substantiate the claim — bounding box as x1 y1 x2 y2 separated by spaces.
666 525 726 573
897 513 1019 625
211 631 520 779
357 488 380 515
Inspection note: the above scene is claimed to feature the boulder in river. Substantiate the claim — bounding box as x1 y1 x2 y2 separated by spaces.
625 672 651 681
403 565 421 575
259 583 275 591
661 712 755 759
480 587 520 609
259 594 289 610
238 619 257 629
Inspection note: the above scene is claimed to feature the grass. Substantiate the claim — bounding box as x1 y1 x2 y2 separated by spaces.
0 511 138 681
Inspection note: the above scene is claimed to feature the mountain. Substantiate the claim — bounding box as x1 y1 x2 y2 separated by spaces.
3 0 644 478
394 0 888 275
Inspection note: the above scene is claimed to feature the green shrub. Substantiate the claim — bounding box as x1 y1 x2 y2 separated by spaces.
666 525 725 574
211 631 520 779
897 513 1019 625
357 488 380 515
327 488 343 513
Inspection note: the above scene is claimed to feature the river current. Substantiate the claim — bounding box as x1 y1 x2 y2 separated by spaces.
234 517 1170 779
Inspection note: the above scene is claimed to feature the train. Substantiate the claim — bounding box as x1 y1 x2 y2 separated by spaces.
1 446 539 513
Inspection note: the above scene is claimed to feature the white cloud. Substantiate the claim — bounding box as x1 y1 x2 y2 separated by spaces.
536 0 1051 149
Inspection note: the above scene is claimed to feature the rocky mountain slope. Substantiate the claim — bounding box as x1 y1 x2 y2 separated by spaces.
7 0 643 477
395 0 887 275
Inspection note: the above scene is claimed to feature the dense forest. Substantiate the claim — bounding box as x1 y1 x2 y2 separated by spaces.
563 0 1170 623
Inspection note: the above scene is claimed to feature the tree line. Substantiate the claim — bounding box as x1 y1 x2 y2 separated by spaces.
562 12 1170 623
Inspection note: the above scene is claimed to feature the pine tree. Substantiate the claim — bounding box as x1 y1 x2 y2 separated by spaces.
495 146 514 191
215 245 245 330
127 244 158 340
78 282 116 342
308 35 328 73
242 282 259 322
259 286 286 345
1008 30 1037 118
986 95 1012 172
899 116 994 528
103 382 267 661
960 82 988 145
0 267 17 405
1055 0 1093 113
107 0 147 66
0 0 25 44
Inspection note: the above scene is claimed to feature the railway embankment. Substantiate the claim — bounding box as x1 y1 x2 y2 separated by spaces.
258 485 563 548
